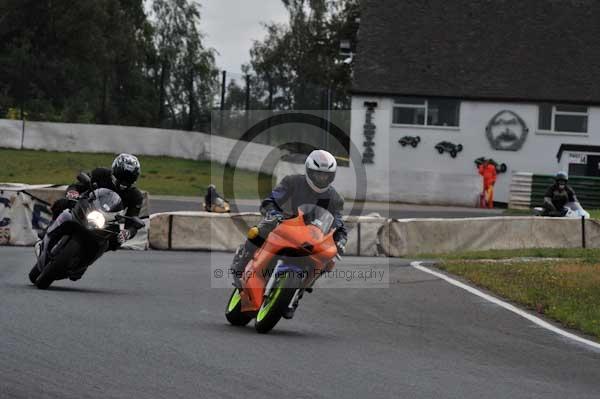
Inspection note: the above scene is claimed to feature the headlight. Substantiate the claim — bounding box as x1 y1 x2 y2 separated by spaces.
87 211 106 229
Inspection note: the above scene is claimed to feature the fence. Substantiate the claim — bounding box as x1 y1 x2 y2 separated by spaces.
213 71 351 158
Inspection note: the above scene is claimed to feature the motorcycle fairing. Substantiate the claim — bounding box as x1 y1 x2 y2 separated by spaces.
38 210 111 278
240 209 337 312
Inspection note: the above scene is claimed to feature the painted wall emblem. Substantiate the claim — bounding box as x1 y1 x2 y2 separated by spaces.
362 101 377 164
486 110 529 151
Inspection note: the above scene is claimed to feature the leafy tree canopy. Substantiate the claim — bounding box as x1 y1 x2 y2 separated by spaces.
0 0 218 130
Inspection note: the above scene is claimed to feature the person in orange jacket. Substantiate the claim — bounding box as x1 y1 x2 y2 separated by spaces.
478 159 497 208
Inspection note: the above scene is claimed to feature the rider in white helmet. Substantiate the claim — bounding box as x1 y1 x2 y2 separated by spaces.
230 149 347 288
304 149 338 193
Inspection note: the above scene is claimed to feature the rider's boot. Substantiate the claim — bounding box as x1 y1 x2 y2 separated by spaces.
230 242 255 289
281 290 303 319
281 303 297 319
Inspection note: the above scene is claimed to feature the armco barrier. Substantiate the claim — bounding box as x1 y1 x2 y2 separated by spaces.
148 211 385 256
379 216 600 257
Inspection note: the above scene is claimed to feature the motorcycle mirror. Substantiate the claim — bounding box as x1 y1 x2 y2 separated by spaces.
77 172 92 187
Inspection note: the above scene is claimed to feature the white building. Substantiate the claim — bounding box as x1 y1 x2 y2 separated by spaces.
344 0 600 206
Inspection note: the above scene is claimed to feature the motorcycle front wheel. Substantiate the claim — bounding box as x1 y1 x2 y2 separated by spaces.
35 237 81 289
225 288 253 326
254 271 302 334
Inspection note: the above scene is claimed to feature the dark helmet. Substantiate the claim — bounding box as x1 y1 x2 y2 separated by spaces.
555 171 568 183
112 153 141 189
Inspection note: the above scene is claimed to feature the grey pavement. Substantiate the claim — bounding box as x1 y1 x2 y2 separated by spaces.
1 247 599 399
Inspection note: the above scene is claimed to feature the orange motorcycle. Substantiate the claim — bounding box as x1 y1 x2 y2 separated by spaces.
225 204 339 333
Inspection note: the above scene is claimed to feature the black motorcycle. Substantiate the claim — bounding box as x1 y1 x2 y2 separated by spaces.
28 173 144 289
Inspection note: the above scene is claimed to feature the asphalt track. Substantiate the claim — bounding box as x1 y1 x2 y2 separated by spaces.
2 247 600 399
150 197 503 219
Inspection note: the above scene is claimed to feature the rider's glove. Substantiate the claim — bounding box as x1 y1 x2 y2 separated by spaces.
117 229 130 245
66 190 80 200
335 237 347 255
265 209 284 222
257 210 283 237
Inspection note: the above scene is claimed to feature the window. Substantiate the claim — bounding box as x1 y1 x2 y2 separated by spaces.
538 104 588 133
392 97 460 127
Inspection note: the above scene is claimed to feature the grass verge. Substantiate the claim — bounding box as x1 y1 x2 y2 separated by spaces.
0 148 273 198
437 259 600 340
427 247 600 262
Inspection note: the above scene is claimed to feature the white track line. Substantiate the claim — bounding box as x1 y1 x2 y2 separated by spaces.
410 261 600 351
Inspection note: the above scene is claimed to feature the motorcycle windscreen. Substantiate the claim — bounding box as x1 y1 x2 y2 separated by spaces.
298 204 334 234
91 188 124 213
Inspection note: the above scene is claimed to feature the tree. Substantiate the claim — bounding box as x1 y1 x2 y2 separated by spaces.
247 0 360 111
0 0 217 130
240 0 359 154
224 79 247 111
150 0 218 129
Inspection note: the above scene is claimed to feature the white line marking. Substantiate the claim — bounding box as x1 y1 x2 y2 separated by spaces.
410 261 600 351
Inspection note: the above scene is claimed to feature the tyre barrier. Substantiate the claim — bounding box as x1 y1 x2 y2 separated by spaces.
148 211 386 256
378 216 600 257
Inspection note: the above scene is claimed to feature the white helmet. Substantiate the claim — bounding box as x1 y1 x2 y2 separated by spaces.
305 150 337 193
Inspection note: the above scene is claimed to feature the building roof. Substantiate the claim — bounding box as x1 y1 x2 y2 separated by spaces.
353 0 600 104
556 144 600 162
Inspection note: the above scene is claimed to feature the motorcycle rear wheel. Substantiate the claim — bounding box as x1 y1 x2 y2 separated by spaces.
35 237 80 289
225 288 253 326
255 272 302 334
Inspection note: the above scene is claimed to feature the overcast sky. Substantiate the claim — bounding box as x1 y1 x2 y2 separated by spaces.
199 0 288 76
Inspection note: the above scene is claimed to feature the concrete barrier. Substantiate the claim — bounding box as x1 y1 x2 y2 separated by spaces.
379 216 600 257
149 212 262 251
0 119 285 175
342 216 386 256
0 119 23 148
148 211 385 256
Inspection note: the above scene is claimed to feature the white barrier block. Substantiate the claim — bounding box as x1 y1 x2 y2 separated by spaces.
148 211 385 256
122 220 149 251
149 211 262 251
2 119 285 174
343 216 386 256
0 119 23 149
379 216 600 257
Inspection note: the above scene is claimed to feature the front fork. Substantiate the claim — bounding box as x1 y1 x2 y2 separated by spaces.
263 260 305 313
263 260 285 298
37 234 69 271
